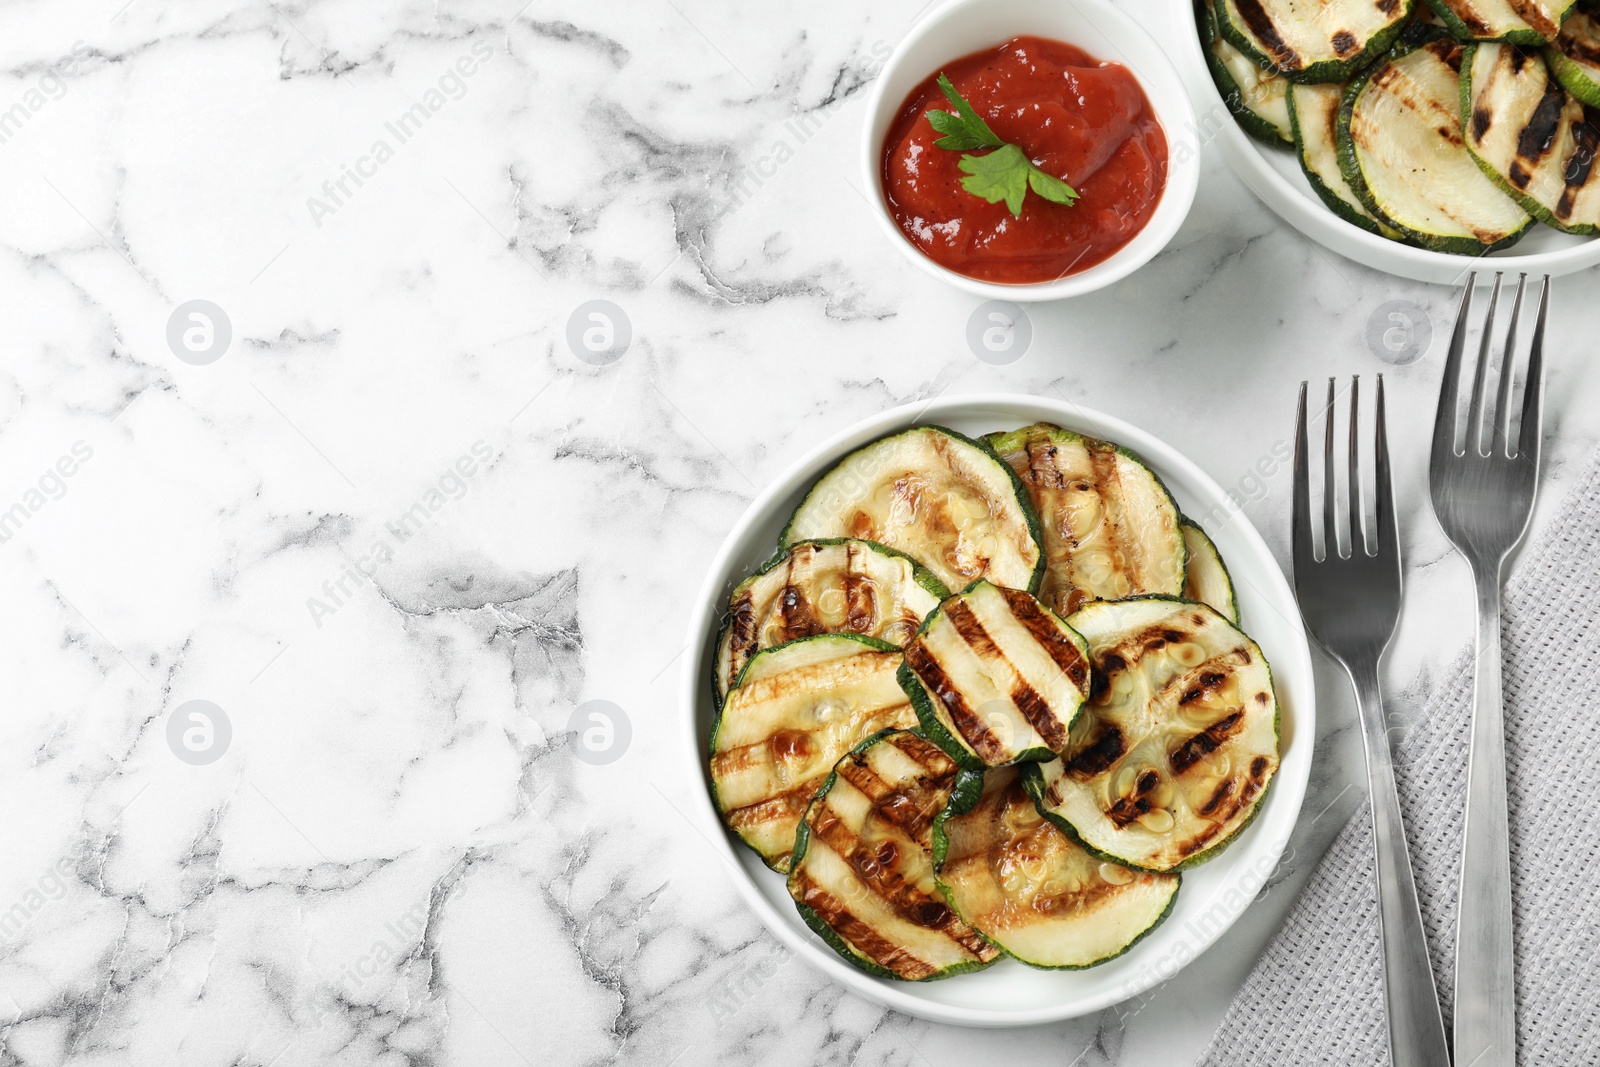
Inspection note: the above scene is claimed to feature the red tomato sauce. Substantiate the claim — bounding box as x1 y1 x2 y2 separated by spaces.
881 36 1169 284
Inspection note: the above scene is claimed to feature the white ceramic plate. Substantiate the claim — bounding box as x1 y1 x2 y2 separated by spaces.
680 394 1315 1027
1154 0 1600 284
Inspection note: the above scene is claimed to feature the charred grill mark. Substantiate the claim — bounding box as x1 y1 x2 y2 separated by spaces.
1066 725 1125 779
777 581 820 641
946 598 1003 660
1559 113 1599 220
1507 0 1558 39
1181 671 1230 705
1199 778 1237 817
1106 769 1160 827
888 731 958 776
1377 0 1399 13
1472 106 1494 140
1011 681 1066 750
1002 588 1091 690
1230 0 1302 70
1087 443 1134 587
842 564 878 634
1518 76 1569 166
835 757 952 837
904 642 1002 760
791 875 940 979
1169 710 1245 774
1250 755 1271 779
1559 16 1600 66
1332 29 1358 56
800 788 995 967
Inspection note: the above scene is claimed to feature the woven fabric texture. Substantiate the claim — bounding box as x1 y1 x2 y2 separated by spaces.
1197 447 1600 1065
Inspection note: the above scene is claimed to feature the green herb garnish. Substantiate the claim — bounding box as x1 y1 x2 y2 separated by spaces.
926 73 1080 217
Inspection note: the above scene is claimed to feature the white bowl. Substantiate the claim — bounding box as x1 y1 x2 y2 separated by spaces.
1158 0 1600 284
680 394 1315 1027
861 0 1201 301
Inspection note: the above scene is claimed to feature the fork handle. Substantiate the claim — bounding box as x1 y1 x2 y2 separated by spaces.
1454 567 1517 1067
1349 664 1452 1067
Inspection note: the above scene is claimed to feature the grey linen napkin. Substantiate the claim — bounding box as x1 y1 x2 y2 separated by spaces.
1197 447 1600 1065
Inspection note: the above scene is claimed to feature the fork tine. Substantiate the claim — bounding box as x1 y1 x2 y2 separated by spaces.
1467 273 1502 456
1433 274 1475 460
1323 378 1339 560
1376 374 1397 561
1517 275 1549 462
1349 376 1364 557
1293 381 1315 573
1493 274 1527 456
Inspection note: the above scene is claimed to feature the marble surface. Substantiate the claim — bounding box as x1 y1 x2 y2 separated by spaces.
1 0 1596 1064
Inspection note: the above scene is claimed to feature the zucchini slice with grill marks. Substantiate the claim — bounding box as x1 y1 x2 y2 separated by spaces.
900 579 1091 770
711 634 917 872
1424 0 1575 45
1547 5 1600 106
715 538 948 701
985 423 1185 619
1024 597 1279 872
1339 38 1534 252
1218 0 1414 82
788 730 1001 980
1201 0 1294 142
1287 81 1407 238
1464 42 1600 233
782 426 1044 596
1181 521 1240 624
933 765 1180 969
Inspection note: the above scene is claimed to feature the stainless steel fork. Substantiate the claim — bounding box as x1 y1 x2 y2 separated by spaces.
1430 272 1549 1067
1292 376 1450 1067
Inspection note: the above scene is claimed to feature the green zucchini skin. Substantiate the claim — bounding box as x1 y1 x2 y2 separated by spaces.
1216 0 1415 83
1546 7 1600 104
711 537 949 706
780 425 1047 597
787 729 998 981
1024 595 1282 874
1286 82 1409 239
1199 0 1293 144
1422 0 1578 45
709 632 911 871
898 579 1090 771
1462 42 1600 234
1180 519 1241 624
931 766 1181 970
1336 39 1534 253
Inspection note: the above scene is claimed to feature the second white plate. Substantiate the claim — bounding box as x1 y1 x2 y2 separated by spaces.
680 393 1316 1027
1153 0 1600 285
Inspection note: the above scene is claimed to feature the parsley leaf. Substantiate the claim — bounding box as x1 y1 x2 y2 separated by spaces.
925 74 1081 217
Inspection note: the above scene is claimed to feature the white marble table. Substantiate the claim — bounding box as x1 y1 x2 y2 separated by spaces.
2 0 1596 1063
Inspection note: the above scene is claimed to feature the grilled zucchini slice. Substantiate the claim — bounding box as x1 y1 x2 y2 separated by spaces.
933 765 1180 969
1024 597 1279 872
715 538 948 700
788 730 1001 980
1339 38 1534 252
1181 521 1239 624
711 634 916 872
1217 0 1414 82
900 579 1091 770
1288 81 1407 238
1547 5 1600 105
1201 0 1294 142
782 426 1044 596
985 423 1185 619
1464 42 1600 233
1423 0 1575 44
